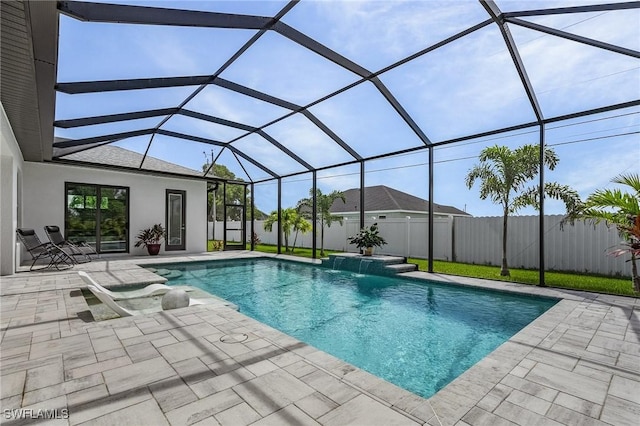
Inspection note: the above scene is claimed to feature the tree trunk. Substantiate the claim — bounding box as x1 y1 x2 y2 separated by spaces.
632 253 640 292
292 230 299 253
320 222 325 257
501 208 510 276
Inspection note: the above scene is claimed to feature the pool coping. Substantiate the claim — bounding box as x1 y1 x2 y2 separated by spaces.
2 251 639 425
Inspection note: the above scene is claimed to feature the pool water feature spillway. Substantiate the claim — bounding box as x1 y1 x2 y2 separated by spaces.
322 253 418 275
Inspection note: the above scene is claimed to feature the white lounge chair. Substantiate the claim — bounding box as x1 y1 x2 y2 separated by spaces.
78 271 178 300
87 285 205 317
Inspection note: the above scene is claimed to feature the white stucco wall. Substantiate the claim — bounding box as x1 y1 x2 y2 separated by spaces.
22 162 207 257
0 102 24 275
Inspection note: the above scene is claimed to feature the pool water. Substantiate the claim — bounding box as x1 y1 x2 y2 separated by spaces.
148 258 557 398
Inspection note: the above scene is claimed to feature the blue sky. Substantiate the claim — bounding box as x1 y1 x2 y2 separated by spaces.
54 0 640 216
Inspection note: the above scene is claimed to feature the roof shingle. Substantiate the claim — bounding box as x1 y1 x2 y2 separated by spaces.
330 185 469 216
62 144 203 177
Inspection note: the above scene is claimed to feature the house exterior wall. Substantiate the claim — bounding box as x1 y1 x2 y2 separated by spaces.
21 162 207 259
0 102 24 275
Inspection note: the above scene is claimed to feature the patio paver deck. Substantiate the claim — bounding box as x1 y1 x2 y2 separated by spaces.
1 251 638 425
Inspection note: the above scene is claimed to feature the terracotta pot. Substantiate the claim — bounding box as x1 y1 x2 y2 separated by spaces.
363 247 374 256
147 244 161 255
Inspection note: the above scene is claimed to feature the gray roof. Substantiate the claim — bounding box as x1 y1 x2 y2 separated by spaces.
62 144 202 177
330 185 470 216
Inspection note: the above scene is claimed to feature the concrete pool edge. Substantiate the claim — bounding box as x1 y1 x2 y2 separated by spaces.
133 253 639 424
134 254 640 425
3 251 638 425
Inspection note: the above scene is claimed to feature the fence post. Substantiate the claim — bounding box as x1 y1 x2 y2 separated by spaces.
344 218 349 252
451 216 456 262
406 216 411 258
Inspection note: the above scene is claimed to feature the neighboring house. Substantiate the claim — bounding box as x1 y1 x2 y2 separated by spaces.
330 185 470 219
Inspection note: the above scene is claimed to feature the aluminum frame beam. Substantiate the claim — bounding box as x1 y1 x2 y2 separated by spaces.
506 17 640 59
176 110 313 171
370 77 431 146
52 128 154 148
53 106 313 172
54 108 178 128
298 111 362 160
503 1 640 18
212 78 362 160
250 98 640 185
58 1 272 29
58 0 430 155
179 110 256 132
56 118 311 174
55 75 362 162
213 77 301 111
481 0 544 122
55 76 211 94
54 140 121 158
52 0 638 193
271 21 432 146
156 129 279 178
231 150 253 182
538 124 546 286
272 21 370 77
256 131 313 171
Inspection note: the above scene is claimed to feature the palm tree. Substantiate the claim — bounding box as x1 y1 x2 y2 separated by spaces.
263 207 311 253
290 213 312 252
298 189 346 256
466 144 580 277
565 173 640 292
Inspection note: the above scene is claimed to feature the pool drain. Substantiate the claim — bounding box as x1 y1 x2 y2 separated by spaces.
219 333 248 343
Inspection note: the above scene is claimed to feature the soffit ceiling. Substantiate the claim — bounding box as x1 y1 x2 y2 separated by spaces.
1 0 58 161
2 0 639 180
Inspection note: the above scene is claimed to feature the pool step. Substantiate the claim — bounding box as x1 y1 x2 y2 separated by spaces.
385 263 419 273
322 253 418 276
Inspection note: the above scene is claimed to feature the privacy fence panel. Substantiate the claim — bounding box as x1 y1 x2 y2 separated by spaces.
542 215 628 276
453 215 629 276
453 215 540 269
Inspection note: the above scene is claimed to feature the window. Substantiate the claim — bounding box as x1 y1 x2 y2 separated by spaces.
165 189 186 251
65 183 129 253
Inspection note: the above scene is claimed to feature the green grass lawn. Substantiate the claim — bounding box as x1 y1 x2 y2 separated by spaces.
250 244 340 259
207 241 339 258
207 241 637 296
409 258 637 297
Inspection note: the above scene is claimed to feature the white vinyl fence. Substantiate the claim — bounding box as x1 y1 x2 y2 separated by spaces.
210 214 631 277
453 215 628 276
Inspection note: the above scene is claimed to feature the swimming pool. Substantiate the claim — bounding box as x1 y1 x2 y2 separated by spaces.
147 258 557 399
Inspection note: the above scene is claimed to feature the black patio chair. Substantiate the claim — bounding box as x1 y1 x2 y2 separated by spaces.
16 228 75 271
44 225 97 263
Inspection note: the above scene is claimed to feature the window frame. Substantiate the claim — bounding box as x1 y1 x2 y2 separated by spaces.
165 189 186 251
65 182 130 254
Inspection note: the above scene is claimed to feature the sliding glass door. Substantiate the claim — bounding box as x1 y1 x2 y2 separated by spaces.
66 183 129 253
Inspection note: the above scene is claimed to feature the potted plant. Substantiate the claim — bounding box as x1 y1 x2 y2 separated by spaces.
134 224 165 255
347 223 387 256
